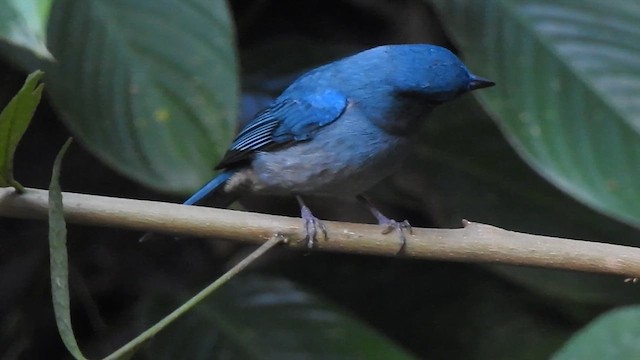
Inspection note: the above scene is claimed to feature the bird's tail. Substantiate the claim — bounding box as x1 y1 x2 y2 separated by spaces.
183 169 237 206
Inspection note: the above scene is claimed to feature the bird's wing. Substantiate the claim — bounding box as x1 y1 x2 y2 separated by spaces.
215 89 348 169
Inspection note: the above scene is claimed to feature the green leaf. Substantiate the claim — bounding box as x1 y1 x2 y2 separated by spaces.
48 138 87 360
142 275 416 360
430 0 640 228
0 69 44 193
45 0 238 192
552 305 640 360
0 0 53 59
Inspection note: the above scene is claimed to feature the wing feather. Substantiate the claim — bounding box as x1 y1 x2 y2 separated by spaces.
215 89 347 169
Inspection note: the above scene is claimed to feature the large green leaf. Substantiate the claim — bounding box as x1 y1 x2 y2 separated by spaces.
45 0 237 192
430 0 640 228
0 0 53 59
142 275 416 359
552 305 640 360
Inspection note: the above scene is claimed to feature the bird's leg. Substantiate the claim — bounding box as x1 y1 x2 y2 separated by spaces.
357 195 412 252
296 195 327 249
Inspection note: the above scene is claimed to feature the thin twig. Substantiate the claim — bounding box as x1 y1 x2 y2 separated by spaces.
2 187 640 277
103 234 284 360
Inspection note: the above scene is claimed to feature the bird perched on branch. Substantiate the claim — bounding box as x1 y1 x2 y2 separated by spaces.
180 44 494 250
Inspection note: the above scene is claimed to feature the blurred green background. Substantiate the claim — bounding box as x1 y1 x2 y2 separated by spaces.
2 0 640 359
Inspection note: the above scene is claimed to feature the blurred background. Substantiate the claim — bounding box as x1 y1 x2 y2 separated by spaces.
2 0 640 359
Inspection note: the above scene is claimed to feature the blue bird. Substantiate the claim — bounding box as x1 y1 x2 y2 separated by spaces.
181 44 494 249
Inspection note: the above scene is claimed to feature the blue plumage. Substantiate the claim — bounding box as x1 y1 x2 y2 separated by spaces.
216 89 348 169
183 44 494 249
182 169 235 206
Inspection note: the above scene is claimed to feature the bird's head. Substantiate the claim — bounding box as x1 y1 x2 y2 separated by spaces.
370 44 494 104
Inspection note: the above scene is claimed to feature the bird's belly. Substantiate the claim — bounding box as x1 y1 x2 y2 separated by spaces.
250 123 409 196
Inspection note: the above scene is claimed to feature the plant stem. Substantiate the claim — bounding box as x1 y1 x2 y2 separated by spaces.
103 234 283 360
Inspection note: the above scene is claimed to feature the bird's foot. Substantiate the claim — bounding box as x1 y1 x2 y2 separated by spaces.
378 217 412 253
297 196 327 249
357 195 412 253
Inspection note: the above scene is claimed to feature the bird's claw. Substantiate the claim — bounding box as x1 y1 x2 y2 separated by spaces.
380 219 412 253
300 204 327 249
381 219 412 234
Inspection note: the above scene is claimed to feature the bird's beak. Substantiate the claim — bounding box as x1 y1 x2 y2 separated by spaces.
468 74 495 90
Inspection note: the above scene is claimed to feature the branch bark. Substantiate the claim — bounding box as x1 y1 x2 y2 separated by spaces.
2 187 640 278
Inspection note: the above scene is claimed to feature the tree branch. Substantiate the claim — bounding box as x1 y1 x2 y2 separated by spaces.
2 187 640 278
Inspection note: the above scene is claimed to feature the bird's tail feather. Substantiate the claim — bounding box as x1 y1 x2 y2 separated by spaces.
183 169 236 206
